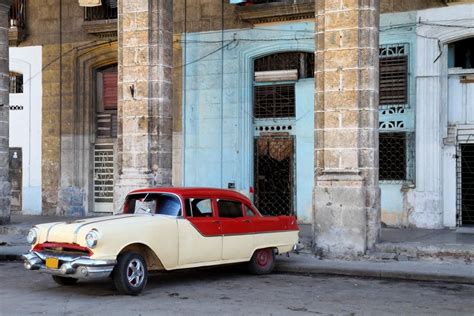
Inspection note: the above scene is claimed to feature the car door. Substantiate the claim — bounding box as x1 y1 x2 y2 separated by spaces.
218 199 255 260
177 197 223 266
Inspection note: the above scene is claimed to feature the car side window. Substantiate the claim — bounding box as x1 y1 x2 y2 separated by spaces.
218 200 243 218
185 198 213 217
245 206 255 217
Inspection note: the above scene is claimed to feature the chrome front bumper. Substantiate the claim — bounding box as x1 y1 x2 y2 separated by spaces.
23 251 116 280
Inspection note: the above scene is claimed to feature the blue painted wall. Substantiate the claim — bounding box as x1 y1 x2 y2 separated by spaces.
182 15 417 224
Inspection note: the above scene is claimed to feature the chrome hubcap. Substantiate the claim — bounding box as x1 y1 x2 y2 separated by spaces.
126 258 145 287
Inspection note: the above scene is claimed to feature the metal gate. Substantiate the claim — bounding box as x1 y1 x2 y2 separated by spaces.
9 148 22 213
254 135 294 216
457 142 474 226
93 143 114 213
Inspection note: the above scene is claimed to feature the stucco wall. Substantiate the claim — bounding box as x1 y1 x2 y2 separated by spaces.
9 46 42 214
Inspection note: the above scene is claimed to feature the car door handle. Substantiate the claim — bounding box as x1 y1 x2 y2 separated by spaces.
212 220 220 224
243 219 251 223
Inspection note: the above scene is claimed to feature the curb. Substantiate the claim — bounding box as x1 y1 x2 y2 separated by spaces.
275 261 474 285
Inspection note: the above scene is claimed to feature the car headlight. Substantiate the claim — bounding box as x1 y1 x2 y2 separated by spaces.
85 230 99 248
27 228 38 245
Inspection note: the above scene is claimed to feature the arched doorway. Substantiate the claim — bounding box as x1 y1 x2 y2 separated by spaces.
93 64 118 213
252 52 314 218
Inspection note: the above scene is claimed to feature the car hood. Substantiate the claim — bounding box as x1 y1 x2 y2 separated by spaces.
34 214 140 245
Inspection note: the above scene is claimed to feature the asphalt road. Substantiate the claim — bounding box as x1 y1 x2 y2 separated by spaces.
1 261 473 316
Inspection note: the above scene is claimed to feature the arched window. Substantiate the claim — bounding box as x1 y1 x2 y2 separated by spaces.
9 72 23 94
448 38 474 69
253 52 313 119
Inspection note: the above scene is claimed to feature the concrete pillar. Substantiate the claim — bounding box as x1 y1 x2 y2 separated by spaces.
0 0 11 225
313 0 380 256
115 0 173 209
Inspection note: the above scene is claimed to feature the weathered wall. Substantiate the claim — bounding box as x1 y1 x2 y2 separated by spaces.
0 0 11 224
9 46 42 214
18 0 110 215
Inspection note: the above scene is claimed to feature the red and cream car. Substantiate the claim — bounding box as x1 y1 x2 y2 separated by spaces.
23 188 300 295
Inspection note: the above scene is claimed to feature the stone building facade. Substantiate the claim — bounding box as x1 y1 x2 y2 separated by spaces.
3 0 474 254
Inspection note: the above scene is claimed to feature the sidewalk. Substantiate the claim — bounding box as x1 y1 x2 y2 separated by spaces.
1 215 473 285
276 254 474 285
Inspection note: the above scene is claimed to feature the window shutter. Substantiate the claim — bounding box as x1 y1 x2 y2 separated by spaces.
379 55 408 106
103 70 117 111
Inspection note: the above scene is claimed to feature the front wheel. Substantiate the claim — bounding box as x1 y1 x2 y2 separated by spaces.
52 275 78 286
247 248 275 275
113 252 148 295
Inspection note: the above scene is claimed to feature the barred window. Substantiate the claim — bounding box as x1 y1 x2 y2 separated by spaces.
254 84 295 119
379 44 408 106
9 72 23 94
379 132 414 182
254 52 314 79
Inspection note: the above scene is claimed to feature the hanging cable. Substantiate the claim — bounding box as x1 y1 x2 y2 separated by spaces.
183 0 187 186
220 0 225 188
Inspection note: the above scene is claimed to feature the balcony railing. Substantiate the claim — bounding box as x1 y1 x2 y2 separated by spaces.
84 4 117 21
83 2 118 38
9 0 25 29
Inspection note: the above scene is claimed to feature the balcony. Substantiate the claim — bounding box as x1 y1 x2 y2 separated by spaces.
9 0 26 46
233 0 315 24
82 2 117 38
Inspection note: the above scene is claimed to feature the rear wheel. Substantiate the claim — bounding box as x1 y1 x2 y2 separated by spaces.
113 252 148 295
248 248 275 275
52 275 78 286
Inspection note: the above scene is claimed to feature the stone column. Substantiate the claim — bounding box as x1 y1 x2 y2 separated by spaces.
0 0 11 225
115 0 173 209
313 0 380 256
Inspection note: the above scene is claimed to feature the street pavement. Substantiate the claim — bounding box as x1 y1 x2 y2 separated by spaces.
1 261 473 315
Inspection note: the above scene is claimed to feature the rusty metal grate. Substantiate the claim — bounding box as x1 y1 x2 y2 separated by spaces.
379 132 414 182
457 143 474 226
254 84 295 119
254 135 294 216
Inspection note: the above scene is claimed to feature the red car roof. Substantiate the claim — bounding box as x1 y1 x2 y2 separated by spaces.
128 187 252 204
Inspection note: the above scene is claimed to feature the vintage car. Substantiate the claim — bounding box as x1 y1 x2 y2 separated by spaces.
23 187 300 295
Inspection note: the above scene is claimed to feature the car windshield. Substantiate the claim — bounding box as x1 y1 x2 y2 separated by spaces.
124 193 182 217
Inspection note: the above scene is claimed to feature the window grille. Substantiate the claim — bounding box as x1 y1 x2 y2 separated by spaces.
379 44 408 107
254 84 295 119
254 52 314 79
379 132 414 183
9 72 23 94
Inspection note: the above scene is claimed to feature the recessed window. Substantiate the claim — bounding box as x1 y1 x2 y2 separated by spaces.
448 38 474 69
379 132 414 182
379 44 408 106
9 72 23 94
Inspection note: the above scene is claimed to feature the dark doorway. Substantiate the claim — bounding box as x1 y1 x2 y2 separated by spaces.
254 135 294 216
9 148 22 213
460 144 474 226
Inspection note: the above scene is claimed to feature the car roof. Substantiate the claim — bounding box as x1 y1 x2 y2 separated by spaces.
127 187 252 204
